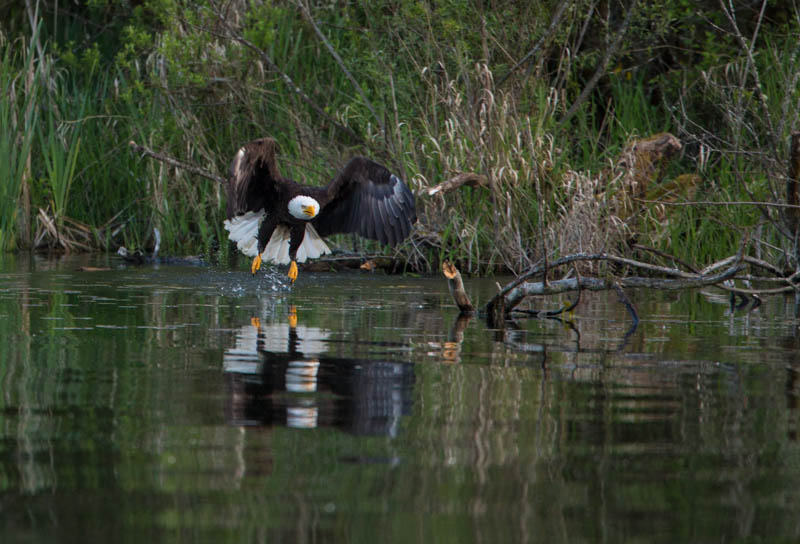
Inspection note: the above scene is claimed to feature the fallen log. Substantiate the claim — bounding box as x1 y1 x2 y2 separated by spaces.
500 262 742 309
485 253 745 323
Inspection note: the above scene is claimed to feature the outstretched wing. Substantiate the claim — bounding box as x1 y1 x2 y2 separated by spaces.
225 138 282 219
312 157 416 246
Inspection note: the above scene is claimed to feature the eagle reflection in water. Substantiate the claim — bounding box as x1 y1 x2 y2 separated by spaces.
223 313 414 436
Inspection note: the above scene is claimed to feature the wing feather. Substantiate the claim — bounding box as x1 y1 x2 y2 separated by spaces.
312 157 417 247
377 198 395 246
225 138 282 219
372 196 388 244
386 198 401 223
348 192 361 232
349 190 363 232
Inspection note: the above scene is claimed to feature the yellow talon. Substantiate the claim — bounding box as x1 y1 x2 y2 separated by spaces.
288 305 297 328
288 260 298 284
251 254 262 275
250 317 261 329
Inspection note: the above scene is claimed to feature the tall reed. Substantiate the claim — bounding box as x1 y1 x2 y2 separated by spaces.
0 28 41 251
39 104 82 239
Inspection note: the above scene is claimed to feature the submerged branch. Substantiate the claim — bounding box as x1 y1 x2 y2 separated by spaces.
490 251 698 307
509 289 581 318
501 261 743 311
484 250 756 323
441 243 793 336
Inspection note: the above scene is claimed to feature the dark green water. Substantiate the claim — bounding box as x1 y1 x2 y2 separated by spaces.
2 254 800 543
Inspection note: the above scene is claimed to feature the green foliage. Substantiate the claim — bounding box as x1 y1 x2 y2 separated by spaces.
0 1 798 273
0 28 41 251
39 102 83 230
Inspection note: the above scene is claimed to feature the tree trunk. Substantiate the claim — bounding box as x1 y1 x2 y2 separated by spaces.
787 132 800 262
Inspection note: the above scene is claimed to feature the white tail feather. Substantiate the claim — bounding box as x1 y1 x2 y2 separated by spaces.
223 211 331 264
297 224 331 263
223 210 263 257
262 225 290 264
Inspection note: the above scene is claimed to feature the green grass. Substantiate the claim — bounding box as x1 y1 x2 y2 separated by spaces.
39 105 82 235
0 29 41 251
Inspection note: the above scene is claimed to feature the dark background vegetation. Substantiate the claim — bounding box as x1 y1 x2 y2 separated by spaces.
1 0 799 274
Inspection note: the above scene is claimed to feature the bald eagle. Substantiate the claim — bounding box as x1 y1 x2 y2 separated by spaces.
224 138 416 283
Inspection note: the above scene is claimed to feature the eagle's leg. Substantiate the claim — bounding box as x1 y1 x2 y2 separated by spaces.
252 215 278 276
251 254 262 275
287 261 298 283
287 224 306 285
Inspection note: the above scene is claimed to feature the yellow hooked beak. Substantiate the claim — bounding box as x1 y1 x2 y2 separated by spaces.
302 205 316 218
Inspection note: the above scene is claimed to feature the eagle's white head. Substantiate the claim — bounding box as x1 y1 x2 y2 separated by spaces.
288 195 320 220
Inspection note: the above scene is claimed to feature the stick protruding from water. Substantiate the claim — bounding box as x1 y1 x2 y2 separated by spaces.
442 261 474 314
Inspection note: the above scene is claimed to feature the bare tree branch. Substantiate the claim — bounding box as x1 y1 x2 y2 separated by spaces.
296 0 385 137
205 1 364 144
426 173 490 196
497 0 572 88
719 0 777 149
634 198 800 209
559 0 638 125
128 141 226 184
